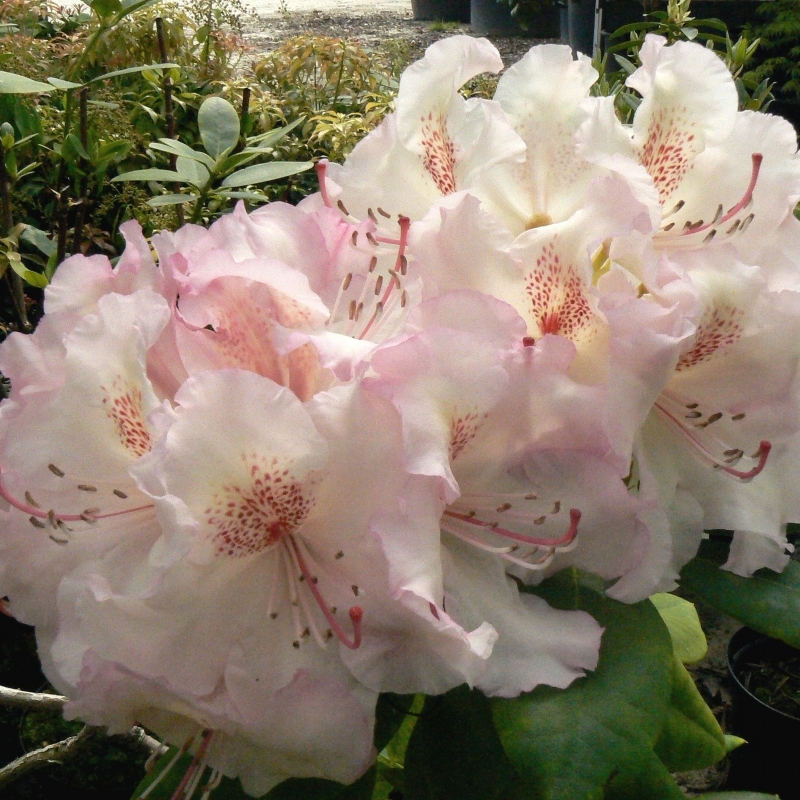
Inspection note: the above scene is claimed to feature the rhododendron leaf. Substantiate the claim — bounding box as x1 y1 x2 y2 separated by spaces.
490 570 684 800
650 593 708 663
653 655 725 772
679 539 800 648
403 685 519 800
198 96 240 160
221 161 314 188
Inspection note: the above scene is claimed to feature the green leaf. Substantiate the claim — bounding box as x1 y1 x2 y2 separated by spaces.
653 655 726 772
111 168 184 183
9 255 48 288
47 77 83 90
404 686 519 800
215 190 269 202
0 71 53 94
198 96 240 160
176 156 210 188
221 161 313 188
679 538 800 648
89 63 179 83
650 593 708 663
89 0 122 18
146 193 193 207
724 734 746 753
19 225 55 257
246 117 305 148
150 139 216 170
491 571 683 800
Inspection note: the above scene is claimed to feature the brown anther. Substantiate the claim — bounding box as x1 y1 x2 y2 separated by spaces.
496 502 512 512
368 208 377 223
335 550 344 560
342 273 352 291
29 517 46 529
301 627 311 638
47 509 57 528
686 403 699 409
292 640 300 649
83 507 100 515
355 302 363 321
524 493 537 500
712 204 724 224
740 213 755 232
375 301 384 316
374 275 383 295
551 501 561 514
351 231 358 246
48 464 65 478
348 299 357 320
337 200 349 216
351 585 359 596
270 612 278 619
534 516 546 524
705 412 723 425
24 491 40 508
399 255 408 275
80 514 97 524
298 573 305 582
732 413 746 421
312 576 319 584
49 535 68 545
726 219 741 235
113 489 128 499
377 207 391 218
325 629 333 641
368 256 378 273
703 229 716 244
331 606 338 614
466 510 476 518
662 222 675 231
77 484 97 492
56 520 72 534
366 232 378 246
401 290 408 308
685 411 703 419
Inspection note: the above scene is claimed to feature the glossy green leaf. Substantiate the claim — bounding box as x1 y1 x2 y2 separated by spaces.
246 117 305 148
176 155 210 188
47 77 83 90
150 139 216 170
679 539 800 648
221 161 313 188
112 168 184 183
9 255 48 288
90 0 122 17
404 686 519 800
651 593 707 663
0 71 53 94
491 571 683 800
19 225 55 257
147 194 193 208
89 63 179 83
653 655 725 771
198 96 240 160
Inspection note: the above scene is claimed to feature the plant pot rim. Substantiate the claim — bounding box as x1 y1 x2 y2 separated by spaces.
727 626 800 723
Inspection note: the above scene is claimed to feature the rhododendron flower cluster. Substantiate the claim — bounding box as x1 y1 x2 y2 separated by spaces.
1 33 799 797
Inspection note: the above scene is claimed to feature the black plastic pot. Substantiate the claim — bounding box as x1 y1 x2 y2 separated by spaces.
726 626 800 798
470 0 560 36
411 0 471 21
567 0 595 55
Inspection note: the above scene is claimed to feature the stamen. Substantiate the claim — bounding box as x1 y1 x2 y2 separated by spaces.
24 491 39 508
199 770 222 800
169 729 214 800
442 508 580 548
337 200 349 216
680 154 762 238
377 207 391 218
315 160 332 208
287 536 362 649
138 733 197 800
48 464 65 477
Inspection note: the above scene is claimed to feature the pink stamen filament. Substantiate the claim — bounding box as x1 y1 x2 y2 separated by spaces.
442 507 581 547
358 216 410 340
138 735 196 800
0 468 153 523
316 160 332 208
680 153 762 237
169 729 214 800
654 402 771 479
287 536 363 650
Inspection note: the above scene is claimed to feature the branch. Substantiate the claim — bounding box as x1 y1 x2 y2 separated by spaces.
0 684 67 711
0 724 97 791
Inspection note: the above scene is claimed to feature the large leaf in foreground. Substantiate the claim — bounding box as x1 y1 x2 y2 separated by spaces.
491 571 682 800
404 686 518 800
679 538 800 648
